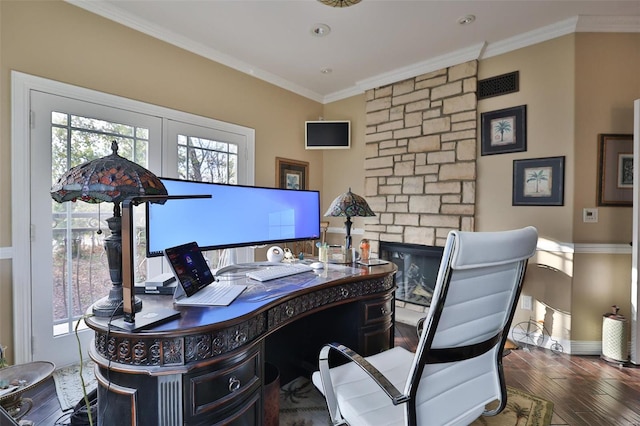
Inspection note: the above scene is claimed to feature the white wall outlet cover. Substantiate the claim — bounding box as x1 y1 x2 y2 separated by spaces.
267 246 285 263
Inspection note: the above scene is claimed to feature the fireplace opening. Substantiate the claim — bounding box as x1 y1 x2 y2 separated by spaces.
380 241 444 307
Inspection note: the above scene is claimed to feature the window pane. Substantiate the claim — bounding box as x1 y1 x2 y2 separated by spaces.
52 112 67 126
136 127 149 140
177 133 238 184
70 115 135 137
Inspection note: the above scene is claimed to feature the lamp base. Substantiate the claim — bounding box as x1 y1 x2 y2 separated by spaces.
92 290 142 318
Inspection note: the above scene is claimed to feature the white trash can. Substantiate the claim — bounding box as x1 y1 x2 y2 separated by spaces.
602 305 628 363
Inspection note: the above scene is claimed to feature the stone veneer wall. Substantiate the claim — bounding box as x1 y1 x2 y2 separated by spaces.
362 60 478 317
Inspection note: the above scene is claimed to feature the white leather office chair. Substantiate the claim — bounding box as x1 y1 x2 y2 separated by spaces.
312 226 538 426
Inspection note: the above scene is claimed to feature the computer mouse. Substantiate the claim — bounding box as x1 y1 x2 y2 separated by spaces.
310 262 324 269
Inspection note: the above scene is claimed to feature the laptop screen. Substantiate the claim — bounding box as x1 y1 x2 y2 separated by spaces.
164 241 214 297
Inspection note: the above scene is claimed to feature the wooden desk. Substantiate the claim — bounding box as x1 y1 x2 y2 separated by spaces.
86 262 396 426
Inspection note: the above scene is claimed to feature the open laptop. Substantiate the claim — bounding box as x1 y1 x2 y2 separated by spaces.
164 241 246 306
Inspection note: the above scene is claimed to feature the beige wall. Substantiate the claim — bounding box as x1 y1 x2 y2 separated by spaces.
476 36 577 342
0 0 324 362
321 95 368 246
574 33 639 243
570 32 640 342
477 35 575 240
573 253 631 341
477 33 640 344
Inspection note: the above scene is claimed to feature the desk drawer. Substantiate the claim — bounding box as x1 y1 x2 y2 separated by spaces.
361 319 393 355
362 294 393 326
185 347 261 422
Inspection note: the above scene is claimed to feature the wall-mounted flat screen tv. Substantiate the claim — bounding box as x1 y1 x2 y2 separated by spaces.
305 120 350 150
146 178 321 257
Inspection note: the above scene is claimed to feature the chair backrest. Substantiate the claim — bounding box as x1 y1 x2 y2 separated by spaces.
406 226 538 426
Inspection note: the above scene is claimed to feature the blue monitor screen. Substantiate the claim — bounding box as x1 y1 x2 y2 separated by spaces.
146 178 321 257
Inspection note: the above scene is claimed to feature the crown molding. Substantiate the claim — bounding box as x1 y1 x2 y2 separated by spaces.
64 2 638 104
576 15 640 32
481 16 579 59
354 43 486 95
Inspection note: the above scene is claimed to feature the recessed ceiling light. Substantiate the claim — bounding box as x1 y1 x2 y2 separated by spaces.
321 68 333 74
318 0 361 7
458 15 476 25
311 23 331 37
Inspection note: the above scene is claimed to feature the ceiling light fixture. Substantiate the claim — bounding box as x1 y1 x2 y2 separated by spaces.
318 0 362 7
321 68 333 74
311 23 331 37
458 14 476 25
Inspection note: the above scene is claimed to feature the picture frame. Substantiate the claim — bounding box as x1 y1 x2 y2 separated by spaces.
513 156 565 206
481 105 527 156
597 133 633 206
276 157 309 190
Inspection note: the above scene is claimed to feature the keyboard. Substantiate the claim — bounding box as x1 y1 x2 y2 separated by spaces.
175 283 247 306
246 263 314 282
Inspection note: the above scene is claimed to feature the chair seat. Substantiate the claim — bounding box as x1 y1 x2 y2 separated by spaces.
312 347 413 426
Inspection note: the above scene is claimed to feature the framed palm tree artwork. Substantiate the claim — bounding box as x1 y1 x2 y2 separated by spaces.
481 105 527 156
513 156 565 206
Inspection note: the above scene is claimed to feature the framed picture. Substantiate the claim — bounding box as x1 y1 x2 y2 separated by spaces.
513 156 565 206
276 157 309 190
597 133 633 206
481 105 527 156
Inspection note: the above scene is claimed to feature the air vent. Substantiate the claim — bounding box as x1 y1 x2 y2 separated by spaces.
478 71 519 100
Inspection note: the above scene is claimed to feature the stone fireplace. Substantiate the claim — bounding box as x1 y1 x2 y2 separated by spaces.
362 60 478 320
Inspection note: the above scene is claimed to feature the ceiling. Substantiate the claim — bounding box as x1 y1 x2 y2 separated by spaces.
68 0 639 103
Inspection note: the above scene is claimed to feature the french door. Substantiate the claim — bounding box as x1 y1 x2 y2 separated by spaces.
30 91 162 366
12 71 255 366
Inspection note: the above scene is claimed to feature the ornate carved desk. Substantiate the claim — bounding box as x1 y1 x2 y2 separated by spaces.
85 263 396 426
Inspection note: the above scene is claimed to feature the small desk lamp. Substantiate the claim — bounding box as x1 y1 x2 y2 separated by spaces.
324 188 375 253
51 141 167 318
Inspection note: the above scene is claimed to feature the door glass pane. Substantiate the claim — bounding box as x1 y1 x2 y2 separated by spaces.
51 112 150 336
177 134 238 184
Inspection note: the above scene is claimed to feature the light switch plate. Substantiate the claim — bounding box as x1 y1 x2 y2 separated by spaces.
583 208 598 223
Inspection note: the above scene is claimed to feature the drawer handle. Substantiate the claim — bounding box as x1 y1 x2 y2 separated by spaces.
285 306 295 317
234 332 247 343
381 307 388 315
228 376 241 392
341 288 349 297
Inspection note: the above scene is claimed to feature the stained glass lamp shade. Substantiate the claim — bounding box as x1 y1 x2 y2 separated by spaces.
51 141 166 213
324 188 375 250
51 141 167 317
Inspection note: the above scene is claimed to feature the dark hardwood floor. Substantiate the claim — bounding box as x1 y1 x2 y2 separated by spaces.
16 322 640 425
